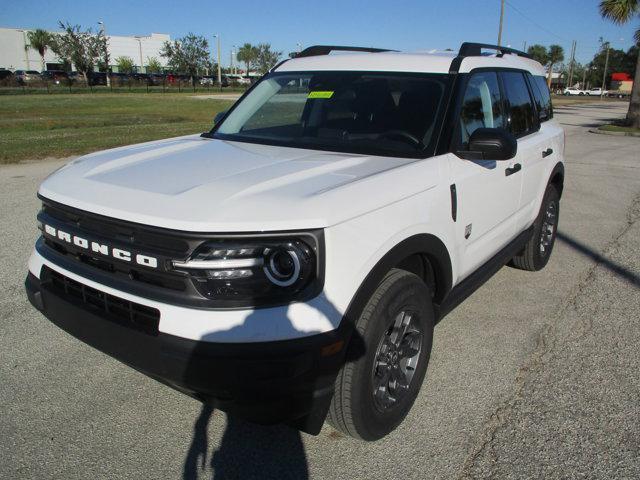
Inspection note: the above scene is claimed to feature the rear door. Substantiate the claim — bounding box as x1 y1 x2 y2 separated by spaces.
447 70 522 278
499 71 560 232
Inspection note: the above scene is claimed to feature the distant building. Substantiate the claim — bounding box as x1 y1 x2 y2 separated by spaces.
0 27 171 73
548 71 566 91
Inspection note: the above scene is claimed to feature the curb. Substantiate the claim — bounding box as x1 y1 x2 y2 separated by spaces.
588 128 640 138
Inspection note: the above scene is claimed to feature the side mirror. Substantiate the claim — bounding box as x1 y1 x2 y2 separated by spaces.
460 128 517 161
213 111 227 125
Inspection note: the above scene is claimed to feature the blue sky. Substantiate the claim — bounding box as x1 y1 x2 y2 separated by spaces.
1 0 637 65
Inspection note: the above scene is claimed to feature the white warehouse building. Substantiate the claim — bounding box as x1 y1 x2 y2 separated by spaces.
0 27 171 72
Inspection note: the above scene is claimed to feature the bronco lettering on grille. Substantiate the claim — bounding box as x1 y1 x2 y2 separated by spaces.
43 224 158 269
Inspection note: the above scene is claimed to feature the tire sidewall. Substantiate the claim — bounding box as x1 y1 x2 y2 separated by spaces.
532 185 560 270
350 272 434 440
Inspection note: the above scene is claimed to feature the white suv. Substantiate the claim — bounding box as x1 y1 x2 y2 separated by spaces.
563 87 585 96
26 43 564 441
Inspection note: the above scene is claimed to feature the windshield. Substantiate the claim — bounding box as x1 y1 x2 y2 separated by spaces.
213 71 450 157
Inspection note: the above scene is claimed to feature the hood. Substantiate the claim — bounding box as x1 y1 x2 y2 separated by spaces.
39 135 429 232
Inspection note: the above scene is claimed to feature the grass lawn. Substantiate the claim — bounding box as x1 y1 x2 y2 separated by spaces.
0 94 234 163
598 123 640 134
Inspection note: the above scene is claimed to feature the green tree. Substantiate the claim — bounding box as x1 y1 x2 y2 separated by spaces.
115 56 135 73
527 44 549 65
546 45 565 87
255 43 282 74
236 43 258 77
160 33 209 85
586 42 630 87
600 0 640 127
26 29 52 71
50 22 107 83
146 56 162 73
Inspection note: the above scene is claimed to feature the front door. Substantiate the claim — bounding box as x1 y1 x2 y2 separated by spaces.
447 71 522 279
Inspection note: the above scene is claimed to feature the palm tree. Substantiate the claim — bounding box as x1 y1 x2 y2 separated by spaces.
26 29 52 72
527 44 549 66
546 45 564 88
236 43 258 77
600 0 640 128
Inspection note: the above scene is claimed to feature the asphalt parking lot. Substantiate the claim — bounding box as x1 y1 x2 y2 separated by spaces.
1 102 639 479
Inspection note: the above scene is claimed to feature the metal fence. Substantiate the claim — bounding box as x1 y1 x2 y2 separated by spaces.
0 77 250 95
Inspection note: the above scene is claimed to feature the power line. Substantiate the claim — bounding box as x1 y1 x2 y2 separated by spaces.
504 0 567 43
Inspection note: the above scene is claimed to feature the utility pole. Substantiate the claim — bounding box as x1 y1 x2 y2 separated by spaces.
497 0 505 46
135 37 144 73
20 30 31 70
600 42 610 98
523 41 527 52
582 68 587 89
214 34 222 91
567 40 576 87
98 21 110 87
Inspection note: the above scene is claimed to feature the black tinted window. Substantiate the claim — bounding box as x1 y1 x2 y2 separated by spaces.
459 71 505 146
501 71 536 136
530 75 553 121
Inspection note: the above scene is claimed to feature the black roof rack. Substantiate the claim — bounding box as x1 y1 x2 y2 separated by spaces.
458 42 531 59
295 45 396 58
449 42 532 74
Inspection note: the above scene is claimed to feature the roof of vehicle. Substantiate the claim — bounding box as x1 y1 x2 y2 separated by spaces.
275 45 545 76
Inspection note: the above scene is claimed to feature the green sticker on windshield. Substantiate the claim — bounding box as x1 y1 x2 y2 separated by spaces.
308 91 334 99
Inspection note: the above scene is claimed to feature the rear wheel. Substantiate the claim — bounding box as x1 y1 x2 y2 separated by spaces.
510 184 560 271
328 269 434 441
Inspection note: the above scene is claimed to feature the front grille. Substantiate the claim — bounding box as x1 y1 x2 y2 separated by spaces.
42 266 160 335
37 197 214 307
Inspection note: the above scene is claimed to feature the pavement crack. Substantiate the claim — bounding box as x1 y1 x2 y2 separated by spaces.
458 191 640 480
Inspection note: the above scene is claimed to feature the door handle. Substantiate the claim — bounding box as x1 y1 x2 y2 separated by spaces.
542 148 553 158
505 163 521 176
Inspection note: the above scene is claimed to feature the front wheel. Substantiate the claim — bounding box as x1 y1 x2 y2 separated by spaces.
510 184 560 271
328 269 434 441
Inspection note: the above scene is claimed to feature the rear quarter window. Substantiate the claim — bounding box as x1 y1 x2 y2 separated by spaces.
500 71 538 137
529 74 553 122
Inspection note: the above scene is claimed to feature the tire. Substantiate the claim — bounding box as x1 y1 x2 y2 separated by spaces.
510 184 560 271
328 269 434 441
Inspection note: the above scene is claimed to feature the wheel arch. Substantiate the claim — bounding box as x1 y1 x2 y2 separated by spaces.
341 234 453 330
549 161 565 198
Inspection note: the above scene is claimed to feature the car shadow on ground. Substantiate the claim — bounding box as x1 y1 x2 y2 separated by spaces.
183 405 310 480
557 231 639 288
180 295 365 480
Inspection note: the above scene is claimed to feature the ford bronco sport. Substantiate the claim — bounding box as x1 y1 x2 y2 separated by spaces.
26 42 564 441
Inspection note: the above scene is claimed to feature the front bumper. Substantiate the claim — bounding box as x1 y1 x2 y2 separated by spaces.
25 271 349 433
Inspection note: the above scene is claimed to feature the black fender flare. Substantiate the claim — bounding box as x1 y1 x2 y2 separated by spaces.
548 161 565 197
341 233 453 331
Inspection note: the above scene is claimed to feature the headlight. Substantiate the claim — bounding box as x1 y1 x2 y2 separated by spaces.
171 232 323 308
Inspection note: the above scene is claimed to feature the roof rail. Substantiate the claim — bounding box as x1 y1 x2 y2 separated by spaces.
295 45 396 58
458 42 531 59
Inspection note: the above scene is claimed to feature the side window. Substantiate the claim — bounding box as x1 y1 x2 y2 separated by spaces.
530 74 553 122
500 71 537 137
459 71 505 146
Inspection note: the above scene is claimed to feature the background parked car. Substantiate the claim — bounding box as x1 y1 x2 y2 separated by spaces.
147 73 166 86
199 75 229 87
0 69 14 82
67 72 86 84
563 87 585 96
110 72 131 86
586 87 608 96
132 73 150 84
88 72 107 86
14 70 41 84
41 70 68 84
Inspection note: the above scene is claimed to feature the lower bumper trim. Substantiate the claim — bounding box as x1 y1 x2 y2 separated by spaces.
25 271 350 433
